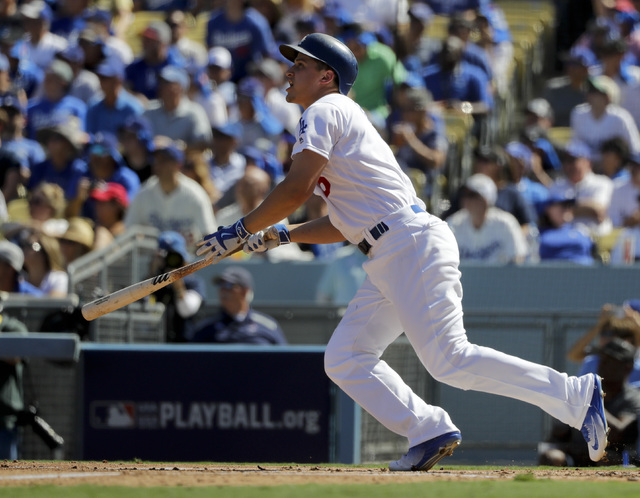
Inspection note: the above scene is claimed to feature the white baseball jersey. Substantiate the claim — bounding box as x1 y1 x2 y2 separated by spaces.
292 93 424 244
608 178 640 227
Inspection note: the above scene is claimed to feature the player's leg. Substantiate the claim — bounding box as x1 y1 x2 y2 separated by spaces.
368 214 602 448
324 276 460 446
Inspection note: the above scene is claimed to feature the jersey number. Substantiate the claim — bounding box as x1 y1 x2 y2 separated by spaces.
317 176 331 197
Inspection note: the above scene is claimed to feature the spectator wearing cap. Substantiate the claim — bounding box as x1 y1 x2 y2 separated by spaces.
599 36 640 90
250 57 301 136
206 0 277 82
124 20 186 103
504 141 550 218
320 1 354 37
25 59 87 140
118 115 154 184
85 8 133 66
536 192 595 265
185 59 228 129
326 0 409 34
520 99 563 175
206 46 236 110
402 2 440 74
474 7 514 98
166 10 208 70
234 76 283 151
29 115 89 202
86 57 144 136
549 139 614 237
543 48 593 127
342 24 408 129
124 136 216 252
18 1 68 72
239 145 284 184
447 173 528 264
142 65 212 148
148 230 206 342
57 216 94 266
76 27 107 72
446 13 493 83
423 36 492 144
209 122 247 210
608 152 640 263
0 240 43 295
0 93 45 186
66 131 140 219
91 182 129 248
570 75 640 165
3 32 44 99
391 86 448 196
55 44 102 105
191 266 287 345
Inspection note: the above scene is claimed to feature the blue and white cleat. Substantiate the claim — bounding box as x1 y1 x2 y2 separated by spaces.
389 431 462 471
581 374 608 462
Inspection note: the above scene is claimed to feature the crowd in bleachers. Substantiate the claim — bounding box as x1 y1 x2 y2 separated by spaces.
1 0 640 299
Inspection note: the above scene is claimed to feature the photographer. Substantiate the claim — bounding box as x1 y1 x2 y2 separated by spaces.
0 311 28 460
149 231 205 343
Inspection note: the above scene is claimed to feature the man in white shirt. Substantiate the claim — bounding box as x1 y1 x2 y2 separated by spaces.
448 173 528 264
124 136 216 252
19 1 67 72
570 75 640 165
549 139 614 236
609 153 640 262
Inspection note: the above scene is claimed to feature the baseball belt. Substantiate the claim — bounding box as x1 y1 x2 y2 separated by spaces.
357 204 425 255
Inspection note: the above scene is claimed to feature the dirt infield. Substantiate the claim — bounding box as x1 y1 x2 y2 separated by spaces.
1 461 640 487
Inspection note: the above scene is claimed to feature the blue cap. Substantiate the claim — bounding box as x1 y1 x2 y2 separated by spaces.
152 136 185 163
237 76 265 98
95 56 125 79
322 2 353 26
89 131 122 163
563 139 591 160
624 299 640 313
158 231 190 262
58 44 85 64
159 65 189 91
536 192 575 217
0 92 26 114
213 121 242 139
564 46 597 68
505 141 533 170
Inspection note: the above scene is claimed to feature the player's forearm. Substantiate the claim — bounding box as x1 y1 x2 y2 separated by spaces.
288 216 346 244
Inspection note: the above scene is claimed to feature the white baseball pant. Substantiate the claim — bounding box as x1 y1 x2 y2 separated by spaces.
324 208 594 447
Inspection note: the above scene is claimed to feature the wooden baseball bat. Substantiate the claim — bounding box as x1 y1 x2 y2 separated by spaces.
81 248 240 321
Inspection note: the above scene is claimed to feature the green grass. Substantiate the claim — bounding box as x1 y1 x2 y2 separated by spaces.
2 481 640 498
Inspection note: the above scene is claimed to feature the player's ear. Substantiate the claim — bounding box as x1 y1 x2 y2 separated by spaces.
321 70 337 88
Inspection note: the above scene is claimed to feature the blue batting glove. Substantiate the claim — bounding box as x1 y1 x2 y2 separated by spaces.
196 218 252 259
244 224 290 254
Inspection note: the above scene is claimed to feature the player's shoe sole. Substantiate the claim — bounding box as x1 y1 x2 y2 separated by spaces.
580 374 608 462
389 431 462 472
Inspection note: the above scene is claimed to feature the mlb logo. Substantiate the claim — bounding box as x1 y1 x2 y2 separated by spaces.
90 401 136 429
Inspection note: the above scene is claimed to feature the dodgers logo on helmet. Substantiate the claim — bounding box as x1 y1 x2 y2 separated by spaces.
279 33 359 96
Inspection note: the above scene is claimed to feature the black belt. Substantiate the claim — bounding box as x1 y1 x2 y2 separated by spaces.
357 205 425 255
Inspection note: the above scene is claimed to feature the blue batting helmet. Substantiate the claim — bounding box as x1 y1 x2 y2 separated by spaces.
279 33 358 96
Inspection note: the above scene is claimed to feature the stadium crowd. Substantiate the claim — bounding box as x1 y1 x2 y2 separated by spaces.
0 0 640 301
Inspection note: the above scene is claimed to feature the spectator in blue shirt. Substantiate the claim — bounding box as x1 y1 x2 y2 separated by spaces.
66 131 140 219
423 36 493 115
504 141 550 214
125 20 185 103
206 0 277 82
192 266 286 345
0 93 45 196
50 0 89 41
29 115 88 202
26 59 87 139
118 115 155 184
4 40 44 99
86 57 144 135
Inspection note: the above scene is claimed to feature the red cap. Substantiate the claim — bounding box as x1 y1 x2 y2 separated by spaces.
91 182 129 207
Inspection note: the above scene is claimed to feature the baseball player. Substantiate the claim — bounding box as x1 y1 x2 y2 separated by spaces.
196 34 608 471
